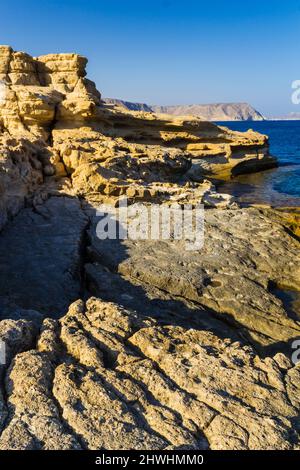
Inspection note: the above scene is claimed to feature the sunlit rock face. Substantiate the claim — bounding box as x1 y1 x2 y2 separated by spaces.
1 47 299 452
0 46 276 227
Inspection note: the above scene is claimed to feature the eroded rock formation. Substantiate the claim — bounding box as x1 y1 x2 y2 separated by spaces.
0 46 275 223
1 297 300 450
0 47 299 450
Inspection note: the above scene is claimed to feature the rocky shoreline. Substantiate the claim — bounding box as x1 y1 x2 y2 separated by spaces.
0 47 299 450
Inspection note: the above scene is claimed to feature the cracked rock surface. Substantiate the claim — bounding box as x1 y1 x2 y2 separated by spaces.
86 206 300 350
0 298 299 450
0 46 299 450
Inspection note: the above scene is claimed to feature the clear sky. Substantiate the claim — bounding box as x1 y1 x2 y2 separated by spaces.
1 0 300 116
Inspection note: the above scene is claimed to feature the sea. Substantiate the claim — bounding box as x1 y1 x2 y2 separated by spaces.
215 120 300 207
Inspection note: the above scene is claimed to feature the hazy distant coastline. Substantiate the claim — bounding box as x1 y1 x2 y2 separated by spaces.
104 99 300 122
104 98 265 121
267 113 300 121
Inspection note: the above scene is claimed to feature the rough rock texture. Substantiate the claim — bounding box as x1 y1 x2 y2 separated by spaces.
86 206 300 351
0 196 88 315
0 46 275 223
106 100 265 122
0 298 299 450
0 47 299 450
0 137 43 231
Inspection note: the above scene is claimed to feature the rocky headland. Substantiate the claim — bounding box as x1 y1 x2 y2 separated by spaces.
104 99 265 122
0 46 299 450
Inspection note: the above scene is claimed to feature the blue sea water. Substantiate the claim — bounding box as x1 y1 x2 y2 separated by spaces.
215 121 300 206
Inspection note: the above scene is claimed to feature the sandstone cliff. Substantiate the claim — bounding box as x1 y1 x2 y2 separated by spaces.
0 47 299 451
0 46 275 228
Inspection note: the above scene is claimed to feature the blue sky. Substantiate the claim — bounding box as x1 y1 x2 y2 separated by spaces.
1 0 300 115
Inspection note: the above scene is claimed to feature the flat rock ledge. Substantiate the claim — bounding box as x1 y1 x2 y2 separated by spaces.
0 199 299 450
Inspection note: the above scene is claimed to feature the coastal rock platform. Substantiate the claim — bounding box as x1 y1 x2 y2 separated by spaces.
0 47 299 450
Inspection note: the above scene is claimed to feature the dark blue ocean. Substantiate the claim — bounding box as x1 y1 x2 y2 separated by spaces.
215 121 300 207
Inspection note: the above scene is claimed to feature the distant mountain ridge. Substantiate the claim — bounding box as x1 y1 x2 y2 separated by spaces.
268 112 300 121
103 98 153 113
151 103 265 121
103 98 265 121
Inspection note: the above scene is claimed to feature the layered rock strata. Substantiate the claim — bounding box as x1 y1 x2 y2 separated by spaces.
0 47 299 450
0 46 275 224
